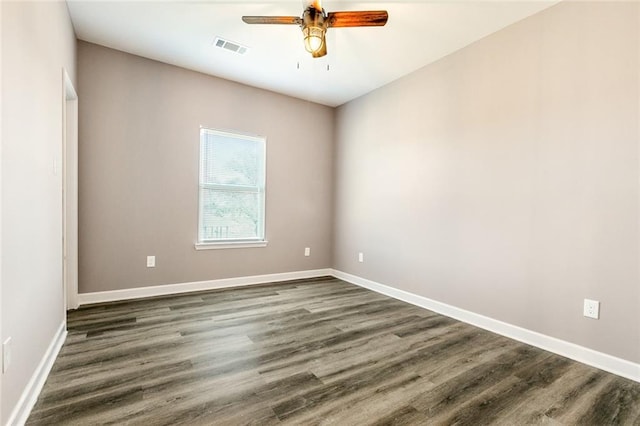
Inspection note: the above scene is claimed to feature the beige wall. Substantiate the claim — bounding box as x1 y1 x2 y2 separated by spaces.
77 42 334 293
333 1 640 363
1 1 77 422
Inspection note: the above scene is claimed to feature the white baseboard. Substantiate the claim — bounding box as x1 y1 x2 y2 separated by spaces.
331 269 640 384
77 269 333 306
7 321 67 426
75 267 639 383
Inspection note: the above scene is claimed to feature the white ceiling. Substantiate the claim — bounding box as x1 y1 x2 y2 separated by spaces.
66 0 557 107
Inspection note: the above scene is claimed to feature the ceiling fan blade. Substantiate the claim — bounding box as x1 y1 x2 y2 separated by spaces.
242 16 302 25
326 11 388 28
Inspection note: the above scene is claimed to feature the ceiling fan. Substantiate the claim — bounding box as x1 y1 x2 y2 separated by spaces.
242 1 388 58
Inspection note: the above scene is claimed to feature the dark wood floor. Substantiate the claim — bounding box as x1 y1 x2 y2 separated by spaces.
28 276 640 425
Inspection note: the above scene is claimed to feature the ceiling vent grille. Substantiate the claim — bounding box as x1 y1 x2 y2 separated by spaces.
213 37 248 55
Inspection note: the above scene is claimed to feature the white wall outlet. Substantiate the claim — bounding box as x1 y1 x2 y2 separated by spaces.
147 256 156 268
3 337 12 373
583 299 600 319
304 247 310 257
358 252 364 263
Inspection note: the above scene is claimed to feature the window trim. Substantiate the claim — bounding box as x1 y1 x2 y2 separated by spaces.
194 240 269 250
196 127 266 248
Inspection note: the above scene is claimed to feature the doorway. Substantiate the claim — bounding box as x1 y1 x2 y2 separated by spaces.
63 70 78 310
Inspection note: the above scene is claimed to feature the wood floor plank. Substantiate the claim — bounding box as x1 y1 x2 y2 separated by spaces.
26 277 640 425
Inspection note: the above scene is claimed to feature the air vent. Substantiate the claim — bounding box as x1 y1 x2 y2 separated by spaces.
213 37 249 55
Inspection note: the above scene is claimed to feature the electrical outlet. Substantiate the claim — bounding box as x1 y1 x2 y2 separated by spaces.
358 252 364 263
3 337 12 373
147 256 156 268
583 299 600 319
304 247 310 257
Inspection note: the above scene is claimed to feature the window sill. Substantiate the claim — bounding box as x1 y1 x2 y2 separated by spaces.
194 241 269 250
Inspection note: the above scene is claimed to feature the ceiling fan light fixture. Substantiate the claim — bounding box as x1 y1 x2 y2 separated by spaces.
301 6 327 56
302 25 325 54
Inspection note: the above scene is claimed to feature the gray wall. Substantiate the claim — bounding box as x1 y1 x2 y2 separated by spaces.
78 42 334 293
1 1 77 422
333 2 640 363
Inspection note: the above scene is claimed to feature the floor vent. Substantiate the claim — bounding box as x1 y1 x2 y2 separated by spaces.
213 37 249 55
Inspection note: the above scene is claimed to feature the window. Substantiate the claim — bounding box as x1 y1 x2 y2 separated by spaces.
197 128 266 248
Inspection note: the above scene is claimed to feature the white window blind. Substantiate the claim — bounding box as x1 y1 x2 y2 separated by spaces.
198 128 266 244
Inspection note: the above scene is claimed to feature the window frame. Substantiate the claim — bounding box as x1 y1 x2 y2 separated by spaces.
195 127 267 250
